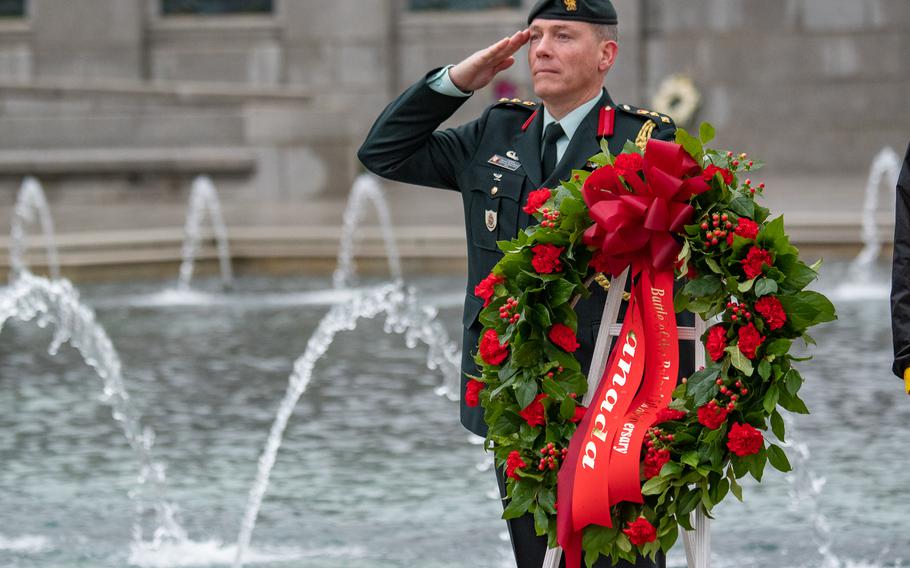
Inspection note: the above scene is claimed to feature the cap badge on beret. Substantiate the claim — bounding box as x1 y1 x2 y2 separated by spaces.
564 0 577 11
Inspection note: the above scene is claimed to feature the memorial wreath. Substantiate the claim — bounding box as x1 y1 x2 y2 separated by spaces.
468 123 837 566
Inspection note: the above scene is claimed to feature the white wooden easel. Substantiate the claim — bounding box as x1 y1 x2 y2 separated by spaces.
542 268 710 568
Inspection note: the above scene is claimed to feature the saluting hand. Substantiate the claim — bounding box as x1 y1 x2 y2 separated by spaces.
449 29 531 93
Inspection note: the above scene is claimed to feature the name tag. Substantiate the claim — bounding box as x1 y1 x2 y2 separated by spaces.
488 154 521 172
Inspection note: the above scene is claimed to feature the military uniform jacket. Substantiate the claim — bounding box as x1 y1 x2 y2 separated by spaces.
358 69 687 437
891 142 910 377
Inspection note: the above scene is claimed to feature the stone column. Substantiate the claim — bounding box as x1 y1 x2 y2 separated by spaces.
30 0 144 81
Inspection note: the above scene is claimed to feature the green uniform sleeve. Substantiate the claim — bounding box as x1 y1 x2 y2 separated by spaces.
358 70 488 192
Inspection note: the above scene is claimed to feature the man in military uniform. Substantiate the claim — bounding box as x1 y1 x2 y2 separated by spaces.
359 1 684 566
891 142 910 394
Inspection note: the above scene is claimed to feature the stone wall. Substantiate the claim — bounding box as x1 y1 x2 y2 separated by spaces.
642 0 910 174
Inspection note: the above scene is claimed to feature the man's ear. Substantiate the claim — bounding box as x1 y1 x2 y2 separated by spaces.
599 41 618 73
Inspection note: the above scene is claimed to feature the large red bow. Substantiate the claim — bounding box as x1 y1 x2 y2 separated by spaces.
582 139 709 275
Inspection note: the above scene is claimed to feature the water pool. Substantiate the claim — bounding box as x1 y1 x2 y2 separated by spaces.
0 269 906 568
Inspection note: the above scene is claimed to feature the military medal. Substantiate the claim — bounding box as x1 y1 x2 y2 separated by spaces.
485 209 498 232
488 154 521 171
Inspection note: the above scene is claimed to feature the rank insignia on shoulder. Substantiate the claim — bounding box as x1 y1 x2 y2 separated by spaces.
488 153 521 171
617 103 674 128
485 210 498 232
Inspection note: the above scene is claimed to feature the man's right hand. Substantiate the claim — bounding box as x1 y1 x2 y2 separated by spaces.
449 29 531 93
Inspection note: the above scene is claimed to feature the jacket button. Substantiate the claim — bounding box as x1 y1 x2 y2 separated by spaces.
491 186 499 195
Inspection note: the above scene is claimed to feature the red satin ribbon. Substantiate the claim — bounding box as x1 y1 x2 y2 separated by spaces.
557 140 705 566
581 139 710 276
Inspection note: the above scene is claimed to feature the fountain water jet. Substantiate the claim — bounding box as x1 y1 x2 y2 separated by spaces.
333 173 403 289
832 148 902 301
9 176 61 282
232 281 462 568
177 175 234 291
0 271 187 550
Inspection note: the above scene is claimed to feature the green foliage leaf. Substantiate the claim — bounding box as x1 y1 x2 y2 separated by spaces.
784 368 803 395
534 504 549 536
770 410 786 441
560 396 577 421
513 340 542 368
768 444 793 473
767 444 792 472
659 522 679 553
738 277 756 293
583 525 620 554
502 482 537 519
765 339 792 357
758 359 772 381
777 386 809 414
726 346 754 376
728 195 755 219
763 384 779 414
778 290 837 329
687 367 721 406
677 488 701 517
699 122 716 144
676 128 704 162
515 379 539 409
728 469 743 501
754 278 778 297
684 275 723 297
549 279 577 307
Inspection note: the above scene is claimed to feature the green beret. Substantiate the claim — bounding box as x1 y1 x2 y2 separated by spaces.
527 0 618 26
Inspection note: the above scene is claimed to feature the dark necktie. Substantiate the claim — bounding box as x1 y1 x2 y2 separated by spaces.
541 122 565 181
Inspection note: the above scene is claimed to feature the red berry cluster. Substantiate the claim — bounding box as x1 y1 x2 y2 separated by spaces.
540 207 561 229
538 442 568 471
544 366 565 379
726 300 753 324
713 377 748 411
499 297 520 324
742 178 765 195
646 426 674 449
701 213 733 247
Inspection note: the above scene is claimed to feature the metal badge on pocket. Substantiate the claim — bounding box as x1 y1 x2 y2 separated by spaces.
485 209 498 232
488 154 521 171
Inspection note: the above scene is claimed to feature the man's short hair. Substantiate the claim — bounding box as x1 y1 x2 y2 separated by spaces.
593 23 618 43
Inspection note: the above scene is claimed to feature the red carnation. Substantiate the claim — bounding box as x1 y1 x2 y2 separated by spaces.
548 323 580 353
737 322 765 360
519 393 548 428
703 164 733 185
613 153 644 178
523 188 552 215
735 218 760 240
697 403 729 430
570 404 587 423
705 325 728 362
655 407 687 424
465 379 484 408
742 247 773 279
727 217 760 246
755 296 787 331
726 422 764 457
532 244 564 274
479 328 509 366
623 517 658 547
505 450 527 480
643 447 671 479
474 273 505 307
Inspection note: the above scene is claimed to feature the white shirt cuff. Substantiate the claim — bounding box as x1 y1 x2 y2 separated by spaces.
427 65 472 98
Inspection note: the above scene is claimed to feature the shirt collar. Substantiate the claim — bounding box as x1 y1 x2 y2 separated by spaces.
541 89 604 142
